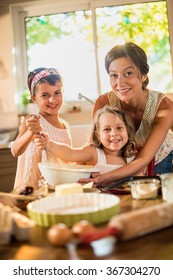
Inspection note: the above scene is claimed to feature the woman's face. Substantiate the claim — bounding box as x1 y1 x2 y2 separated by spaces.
108 57 146 102
32 81 63 115
97 112 128 154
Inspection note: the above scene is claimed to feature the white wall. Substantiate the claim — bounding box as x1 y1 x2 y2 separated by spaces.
0 7 17 113
0 7 19 132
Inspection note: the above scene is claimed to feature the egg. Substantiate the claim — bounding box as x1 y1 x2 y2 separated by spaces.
47 223 72 246
72 220 95 236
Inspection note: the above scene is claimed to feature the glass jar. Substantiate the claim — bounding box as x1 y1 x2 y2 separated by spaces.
160 173 173 202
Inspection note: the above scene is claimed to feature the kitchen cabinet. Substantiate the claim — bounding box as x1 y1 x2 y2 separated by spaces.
0 147 17 192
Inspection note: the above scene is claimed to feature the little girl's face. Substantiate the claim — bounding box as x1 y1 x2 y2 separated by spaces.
97 112 128 153
32 81 63 115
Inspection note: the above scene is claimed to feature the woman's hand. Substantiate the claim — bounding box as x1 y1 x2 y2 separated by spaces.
79 171 102 188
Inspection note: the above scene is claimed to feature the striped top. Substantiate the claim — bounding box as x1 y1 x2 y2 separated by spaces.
13 114 72 190
108 90 173 165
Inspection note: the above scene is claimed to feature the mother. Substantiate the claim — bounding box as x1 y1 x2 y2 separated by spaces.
81 42 173 186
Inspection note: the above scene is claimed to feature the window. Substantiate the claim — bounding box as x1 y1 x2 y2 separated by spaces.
25 11 97 102
12 0 173 109
96 2 173 93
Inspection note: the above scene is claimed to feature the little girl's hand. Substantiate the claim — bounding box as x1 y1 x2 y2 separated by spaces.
34 132 49 150
25 114 42 135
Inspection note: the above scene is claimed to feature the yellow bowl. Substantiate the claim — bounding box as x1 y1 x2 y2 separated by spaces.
27 193 120 227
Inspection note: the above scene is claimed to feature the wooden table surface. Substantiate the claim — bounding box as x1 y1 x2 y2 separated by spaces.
1 193 173 260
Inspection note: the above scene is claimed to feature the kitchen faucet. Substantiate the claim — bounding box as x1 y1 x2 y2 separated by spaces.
78 93 94 104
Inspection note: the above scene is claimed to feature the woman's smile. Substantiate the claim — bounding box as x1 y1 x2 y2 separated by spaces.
116 87 131 94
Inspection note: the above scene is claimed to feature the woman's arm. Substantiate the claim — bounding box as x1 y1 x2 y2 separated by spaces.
11 115 42 156
81 96 173 186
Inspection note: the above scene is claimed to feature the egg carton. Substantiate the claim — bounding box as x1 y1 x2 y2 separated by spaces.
0 202 36 245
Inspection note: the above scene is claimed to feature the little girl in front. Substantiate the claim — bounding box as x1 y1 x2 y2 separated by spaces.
11 67 72 189
35 106 137 173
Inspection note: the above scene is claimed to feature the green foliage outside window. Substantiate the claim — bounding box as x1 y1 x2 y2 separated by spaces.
25 1 172 95
26 3 169 59
21 89 32 106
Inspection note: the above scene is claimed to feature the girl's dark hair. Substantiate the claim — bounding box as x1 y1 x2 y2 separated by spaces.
91 105 137 158
105 42 149 89
27 67 63 96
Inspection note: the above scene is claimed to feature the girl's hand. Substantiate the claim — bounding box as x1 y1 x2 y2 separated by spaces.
34 132 49 150
25 114 42 135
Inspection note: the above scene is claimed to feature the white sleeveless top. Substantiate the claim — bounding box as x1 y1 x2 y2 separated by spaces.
95 148 134 174
13 114 72 190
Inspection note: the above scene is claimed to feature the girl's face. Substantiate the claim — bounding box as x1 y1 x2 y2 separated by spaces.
97 112 128 154
109 57 146 102
32 81 63 115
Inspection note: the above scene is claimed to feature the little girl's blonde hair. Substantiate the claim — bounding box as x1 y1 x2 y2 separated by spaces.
91 105 137 158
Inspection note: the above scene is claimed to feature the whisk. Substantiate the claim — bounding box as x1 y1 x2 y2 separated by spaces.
41 147 63 167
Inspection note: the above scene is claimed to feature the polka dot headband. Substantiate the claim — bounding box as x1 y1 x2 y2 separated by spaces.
30 68 61 95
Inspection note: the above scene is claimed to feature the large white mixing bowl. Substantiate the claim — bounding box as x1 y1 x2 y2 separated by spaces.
38 163 98 187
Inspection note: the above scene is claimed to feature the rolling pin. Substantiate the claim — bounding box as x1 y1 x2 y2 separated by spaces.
108 201 173 241
80 202 173 242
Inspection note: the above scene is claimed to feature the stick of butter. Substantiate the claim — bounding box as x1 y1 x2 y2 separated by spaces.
55 183 83 196
82 182 93 189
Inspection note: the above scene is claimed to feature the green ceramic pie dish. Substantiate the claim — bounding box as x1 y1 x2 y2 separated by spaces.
27 193 120 227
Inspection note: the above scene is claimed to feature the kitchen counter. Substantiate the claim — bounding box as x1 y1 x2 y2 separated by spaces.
0 142 12 149
1 193 173 260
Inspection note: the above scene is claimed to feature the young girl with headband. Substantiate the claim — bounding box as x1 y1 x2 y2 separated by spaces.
11 67 72 190
35 106 139 174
